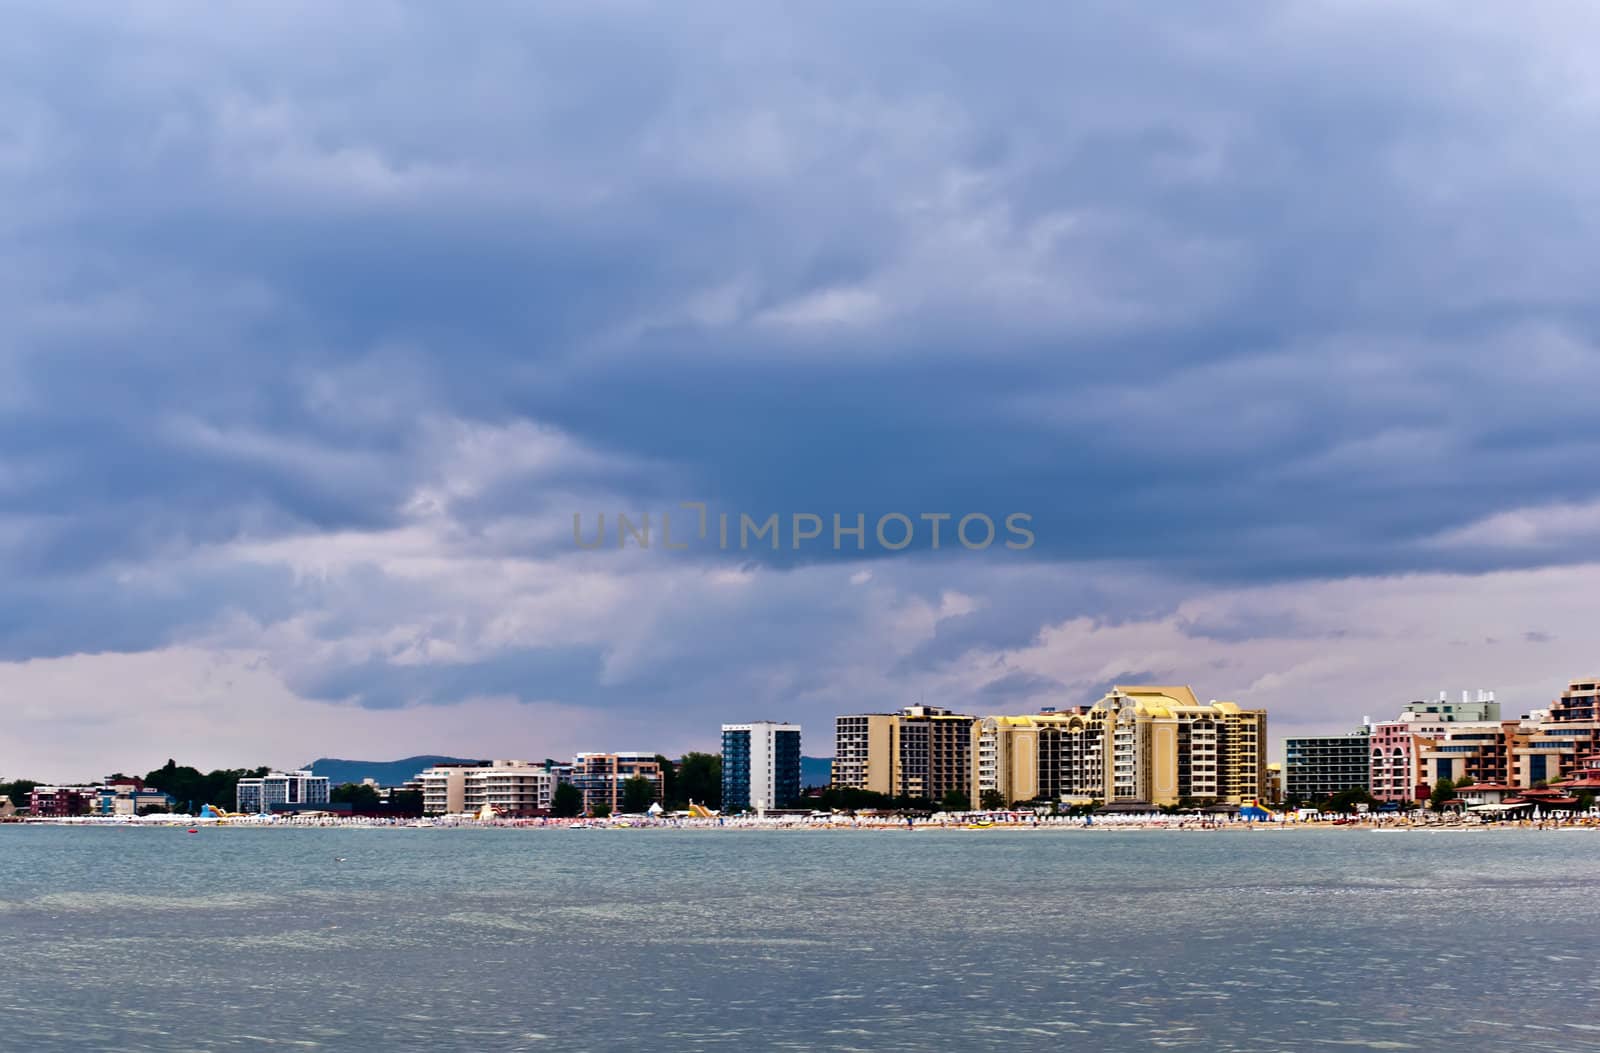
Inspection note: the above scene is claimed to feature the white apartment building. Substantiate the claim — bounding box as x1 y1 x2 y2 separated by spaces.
417 761 555 817
236 770 331 814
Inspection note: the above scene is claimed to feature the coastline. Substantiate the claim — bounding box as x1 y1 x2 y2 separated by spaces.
7 815 1597 832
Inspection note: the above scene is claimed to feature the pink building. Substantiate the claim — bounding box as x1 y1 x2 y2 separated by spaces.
1369 691 1503 804
1369 721 1425 804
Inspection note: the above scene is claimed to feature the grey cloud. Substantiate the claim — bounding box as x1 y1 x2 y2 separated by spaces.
2 2 1599 735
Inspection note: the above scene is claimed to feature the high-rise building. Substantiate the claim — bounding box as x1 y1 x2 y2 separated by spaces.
973 687 1266 809
568 752 661 814
236 770 330 814
416 761 555 817
1284 728 1372 802
721 722 802 812
833 713 898 795
833 706 976 803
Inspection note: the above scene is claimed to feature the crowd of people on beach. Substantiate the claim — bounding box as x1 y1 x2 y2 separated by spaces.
19 808 1599 831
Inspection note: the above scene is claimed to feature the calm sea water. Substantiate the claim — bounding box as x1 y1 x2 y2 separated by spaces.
2 826 1598 1051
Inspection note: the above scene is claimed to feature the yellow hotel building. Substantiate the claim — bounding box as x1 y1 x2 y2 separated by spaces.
973 686 1267 808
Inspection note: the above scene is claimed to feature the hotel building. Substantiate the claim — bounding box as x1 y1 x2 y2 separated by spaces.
29 785 96 817
1512 678 1600 787
416 761 555 817
1370 692 1503 803
236 770 331 814
93 779 175 816
568 752 662 814
833 706 976 802
721 722 802 813
1285 727 1372 802
833 713 898 795
971 686 1266 809
1417 722 1519 789
1364 682 1600 798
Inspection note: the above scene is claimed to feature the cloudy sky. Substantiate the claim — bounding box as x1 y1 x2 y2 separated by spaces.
4 3 1600 780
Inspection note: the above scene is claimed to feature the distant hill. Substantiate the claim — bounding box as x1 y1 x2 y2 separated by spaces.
306 756 482 787
801 755 832 787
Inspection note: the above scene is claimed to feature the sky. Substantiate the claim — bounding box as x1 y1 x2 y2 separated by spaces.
4 3 1600 780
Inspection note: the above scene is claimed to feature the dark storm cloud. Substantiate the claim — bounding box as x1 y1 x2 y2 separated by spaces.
2 2 1599 726
976 671 1066 706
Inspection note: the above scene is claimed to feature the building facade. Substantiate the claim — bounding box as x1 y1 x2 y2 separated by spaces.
416 761 555 817
94 781 176 816
968 686 1266 809
833 713 898 795
29 786 94 817
721 722 802 812
1364 681 1600 798
1285 728 1372 802
832 706 976 803
568 752 661 814
1512 678 1600 787
1417 722 1518 790
236 770 331 814
1370 691 1504 803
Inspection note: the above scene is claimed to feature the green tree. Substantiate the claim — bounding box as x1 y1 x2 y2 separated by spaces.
654 754 678 808
330 783 381 808
0 779 39 811
550 783 583 818
1429 778 1456 812
677 752 722 810
1326 786 1375 814
1454 775 1475 789
144 761 269 813
811 786 895 812
979 789 1007 811
387 789 424 816
590 801 613 819
620 775 655 814
1577 792 1595 813
939 788 971 811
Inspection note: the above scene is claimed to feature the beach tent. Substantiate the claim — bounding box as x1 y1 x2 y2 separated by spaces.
1239 802 1274 821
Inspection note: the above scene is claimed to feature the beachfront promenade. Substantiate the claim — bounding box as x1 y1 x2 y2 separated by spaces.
9 811 1598 832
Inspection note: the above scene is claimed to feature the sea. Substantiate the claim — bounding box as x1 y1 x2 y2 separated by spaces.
2 825 1598 1051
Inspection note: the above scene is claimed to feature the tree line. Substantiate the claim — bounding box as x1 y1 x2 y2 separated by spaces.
1 761 272 814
